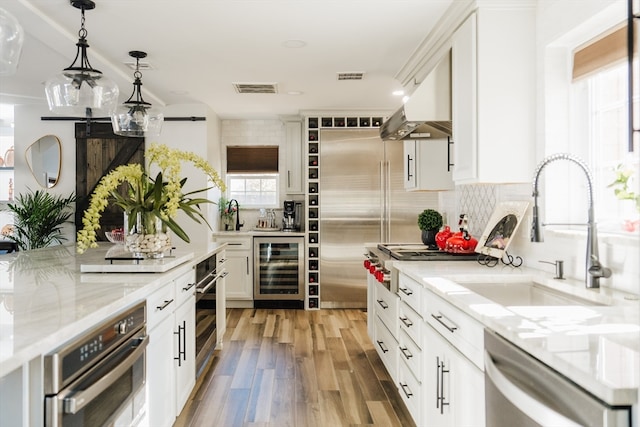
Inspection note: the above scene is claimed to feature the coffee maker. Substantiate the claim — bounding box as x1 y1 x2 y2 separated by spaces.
283 200 302 231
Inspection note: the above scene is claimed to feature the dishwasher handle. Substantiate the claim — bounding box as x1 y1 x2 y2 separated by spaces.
484 349 582 427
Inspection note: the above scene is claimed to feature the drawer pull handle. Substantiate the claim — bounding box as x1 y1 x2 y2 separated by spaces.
376 340 389 353
399 316 413 327
182 282 196 291
431 313 457 333
399 287 413 296
399 382 413 398
156 299 174 311
400 346 413 359
376 299 389 309
218 258 227 264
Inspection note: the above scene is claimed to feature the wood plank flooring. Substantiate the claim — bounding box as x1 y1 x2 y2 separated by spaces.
174 308 416 427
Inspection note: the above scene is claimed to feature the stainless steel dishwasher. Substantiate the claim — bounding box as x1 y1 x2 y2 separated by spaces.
484 329 632 427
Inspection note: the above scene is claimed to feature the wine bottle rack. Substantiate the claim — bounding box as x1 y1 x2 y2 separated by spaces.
303 114 383 310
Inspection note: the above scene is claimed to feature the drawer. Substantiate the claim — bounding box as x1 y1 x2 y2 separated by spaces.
218 236 251 250
398 300 423 349
374 280 398 336
398 273 423 314
398 328 423 382
374 314 398 380
397 362 423 427
425 290 484 370
147 284 176 331
174 268 196 306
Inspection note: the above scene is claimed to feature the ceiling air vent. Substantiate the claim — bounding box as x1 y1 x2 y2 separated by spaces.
337 72 365 81
233 83 278 94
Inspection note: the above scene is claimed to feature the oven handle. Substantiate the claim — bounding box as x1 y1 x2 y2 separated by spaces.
64 335 149 415
484 350 581 427
197 270 228 294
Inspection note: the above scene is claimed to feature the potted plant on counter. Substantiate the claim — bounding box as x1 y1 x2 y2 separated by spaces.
418 209 443 248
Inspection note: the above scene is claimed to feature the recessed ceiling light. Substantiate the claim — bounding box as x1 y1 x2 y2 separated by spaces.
283 40 306 48
392 90 405 96
287 91 303 95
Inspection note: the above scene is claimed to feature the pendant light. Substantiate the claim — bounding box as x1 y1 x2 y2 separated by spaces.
111 50 163 137
44 0 118 116
0 7 25 75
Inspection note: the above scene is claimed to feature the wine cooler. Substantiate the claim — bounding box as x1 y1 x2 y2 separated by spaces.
253 236 304 303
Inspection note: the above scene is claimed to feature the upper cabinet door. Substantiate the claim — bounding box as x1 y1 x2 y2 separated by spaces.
285 120 303 194
451 13 478 183
451 5 536 184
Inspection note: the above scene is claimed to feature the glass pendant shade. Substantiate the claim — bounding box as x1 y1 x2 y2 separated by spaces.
0 7 25 76
111 50 163 137
45 68 119 116
111 104 163 137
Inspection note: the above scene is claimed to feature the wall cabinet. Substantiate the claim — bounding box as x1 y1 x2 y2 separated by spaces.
451 5 536 184
284 120 303 194
147 269 196 427
403 139 454 191
216 235 253 306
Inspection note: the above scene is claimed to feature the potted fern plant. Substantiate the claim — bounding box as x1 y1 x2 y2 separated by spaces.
2 189 76 251
418 209 443 248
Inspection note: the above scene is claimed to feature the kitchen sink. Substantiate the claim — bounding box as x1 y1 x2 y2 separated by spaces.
457 280 605 306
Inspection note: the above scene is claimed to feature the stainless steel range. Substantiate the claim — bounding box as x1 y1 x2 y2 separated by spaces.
376 243 479 261
364 243 479 294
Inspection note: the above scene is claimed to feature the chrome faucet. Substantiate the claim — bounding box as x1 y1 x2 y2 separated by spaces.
227 199 243 231
531 153 611 288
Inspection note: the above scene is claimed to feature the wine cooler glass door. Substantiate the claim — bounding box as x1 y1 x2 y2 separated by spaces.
254 237 304 300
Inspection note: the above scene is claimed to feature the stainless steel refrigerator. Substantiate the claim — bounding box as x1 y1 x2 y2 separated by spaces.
319 129 439 308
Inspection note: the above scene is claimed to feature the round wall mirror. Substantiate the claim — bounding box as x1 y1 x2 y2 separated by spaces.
25 135 61 188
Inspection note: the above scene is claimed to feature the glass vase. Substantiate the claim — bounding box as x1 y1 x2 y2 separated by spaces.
124 211 171 258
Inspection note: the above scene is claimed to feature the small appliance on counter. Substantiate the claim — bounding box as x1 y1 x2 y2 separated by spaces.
282 200 302 231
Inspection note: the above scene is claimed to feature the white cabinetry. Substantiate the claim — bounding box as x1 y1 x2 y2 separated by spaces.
403 139 453 191
284 120 303 194
147 269 196 427
451 4 536 184
371 279 398 379
423 286 485 427
216 235 253 306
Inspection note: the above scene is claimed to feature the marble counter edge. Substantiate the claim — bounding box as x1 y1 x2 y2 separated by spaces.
393 261 640 406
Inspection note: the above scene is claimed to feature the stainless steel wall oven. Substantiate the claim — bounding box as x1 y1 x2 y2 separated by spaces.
44 301 147 427
194 252 226 377
254 236 304 308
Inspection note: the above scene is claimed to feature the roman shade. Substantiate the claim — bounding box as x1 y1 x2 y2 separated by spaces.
226 146 279 173
573 21 638 81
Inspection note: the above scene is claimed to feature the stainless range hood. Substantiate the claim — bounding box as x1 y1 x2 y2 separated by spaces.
380 51 451 140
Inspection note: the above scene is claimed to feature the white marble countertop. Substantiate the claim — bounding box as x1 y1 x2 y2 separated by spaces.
0 241 226 378
393 261 640 406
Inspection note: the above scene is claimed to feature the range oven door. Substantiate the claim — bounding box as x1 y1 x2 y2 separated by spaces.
484 329 631 427
45 332 148 427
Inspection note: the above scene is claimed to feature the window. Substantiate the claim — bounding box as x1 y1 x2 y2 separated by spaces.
225 145 280 208
226 174 279 207
569 28 639 233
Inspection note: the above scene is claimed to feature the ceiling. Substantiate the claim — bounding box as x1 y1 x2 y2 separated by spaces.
1 0 455 121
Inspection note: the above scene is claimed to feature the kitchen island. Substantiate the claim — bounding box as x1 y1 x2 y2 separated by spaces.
0 241 226 427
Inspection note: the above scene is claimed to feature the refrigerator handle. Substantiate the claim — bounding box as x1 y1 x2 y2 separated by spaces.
385 160 391 242
379 161 385 241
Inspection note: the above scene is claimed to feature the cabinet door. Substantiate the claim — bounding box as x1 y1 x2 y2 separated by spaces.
174 297 196 415
225 250 253 300
404 139 454 191
425 324 485 427
147 315 176 427
451 12 477 183
424 325 454 427
285 121 303 194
